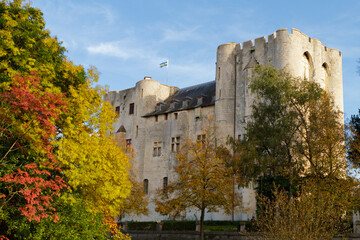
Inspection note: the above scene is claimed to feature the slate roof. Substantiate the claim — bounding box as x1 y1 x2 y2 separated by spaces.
143 81 215 117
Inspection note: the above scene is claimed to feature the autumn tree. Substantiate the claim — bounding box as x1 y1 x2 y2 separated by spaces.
57 67 132 217
155 120 241 240
257 177 357 240
0 1 132 238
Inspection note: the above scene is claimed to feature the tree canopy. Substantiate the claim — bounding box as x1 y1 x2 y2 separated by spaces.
229 65 346 197
0 1 132 238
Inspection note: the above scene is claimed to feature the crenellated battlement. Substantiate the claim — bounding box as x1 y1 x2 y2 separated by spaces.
221 28 341 57
215 28 343 122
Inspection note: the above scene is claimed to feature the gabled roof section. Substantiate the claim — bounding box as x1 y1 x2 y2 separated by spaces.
143 81 215 117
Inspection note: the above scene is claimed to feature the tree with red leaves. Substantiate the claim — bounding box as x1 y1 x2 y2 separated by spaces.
0 73 68 231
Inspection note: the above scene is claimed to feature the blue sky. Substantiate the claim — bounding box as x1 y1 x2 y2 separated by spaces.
31 0 360 118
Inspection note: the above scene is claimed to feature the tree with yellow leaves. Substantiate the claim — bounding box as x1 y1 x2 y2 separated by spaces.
0 1 132 238
155 119 241 240
57 67 132 217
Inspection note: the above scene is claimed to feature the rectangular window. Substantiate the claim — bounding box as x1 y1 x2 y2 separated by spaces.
163 177 168 190
153 142 161 157
197 134 206 144
165 114 168 120
144 179 149 194
174 112 178 120
171 137 180 152
126 139 132 152
129 103 134 115
115 106 120 118
155 115 158 122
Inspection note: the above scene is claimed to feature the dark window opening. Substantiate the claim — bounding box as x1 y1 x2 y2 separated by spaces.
115 106 120 118
197 134 206 144
129 103 134 115
144 179 149 194
155 115 158 122
126 139 132 152
163 177 168 190
174 113 178 120
165 114 168 120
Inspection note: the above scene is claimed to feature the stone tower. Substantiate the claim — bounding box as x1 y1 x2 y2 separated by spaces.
215 28 343 141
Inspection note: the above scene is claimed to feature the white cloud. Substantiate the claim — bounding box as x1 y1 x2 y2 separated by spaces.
162 26 200 42
86 41 167 70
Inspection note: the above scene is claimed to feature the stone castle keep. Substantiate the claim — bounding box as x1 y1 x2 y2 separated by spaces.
104 28 343 221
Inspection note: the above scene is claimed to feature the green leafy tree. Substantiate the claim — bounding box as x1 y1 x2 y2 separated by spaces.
229 65 345 197
226 65 352 238
0 0 85 91
348 110 360 166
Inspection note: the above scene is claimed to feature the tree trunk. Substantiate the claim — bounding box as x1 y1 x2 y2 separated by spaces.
200 206 205 240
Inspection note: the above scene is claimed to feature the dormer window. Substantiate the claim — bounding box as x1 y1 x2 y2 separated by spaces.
197 96 203 105
183 99 189 107
156 102 165 111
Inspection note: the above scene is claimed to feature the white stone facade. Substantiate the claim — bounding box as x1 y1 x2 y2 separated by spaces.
104 28 343 222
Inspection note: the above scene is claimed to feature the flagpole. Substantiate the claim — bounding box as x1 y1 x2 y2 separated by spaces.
166 59 168 85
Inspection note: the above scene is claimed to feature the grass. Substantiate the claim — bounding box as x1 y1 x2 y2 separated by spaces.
203 225 238 232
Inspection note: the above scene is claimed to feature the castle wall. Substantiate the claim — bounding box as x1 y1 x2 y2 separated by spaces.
105 28 342 223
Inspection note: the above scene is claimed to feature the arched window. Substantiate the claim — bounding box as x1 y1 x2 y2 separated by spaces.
321 63 329 89
163 177 168 190
302 52 313 80
143 179 149 194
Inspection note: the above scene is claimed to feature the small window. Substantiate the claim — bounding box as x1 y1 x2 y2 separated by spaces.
163 177 168 190
155 115 158 122
141 89 144 98
115 106 120 118
165 114 168 120
143 179 149 194
195 116 200 121
197 97 203 105
197 134 206 144
171 136 180 152
126 139 132 152
156 103 163 111
129 103 134 115
170 102 176 108
136 125 138 137
153 142 161 157
174 113 178 120
183 99 189 107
